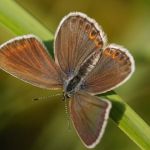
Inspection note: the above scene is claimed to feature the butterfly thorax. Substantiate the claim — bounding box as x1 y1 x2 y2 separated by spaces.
64 50 100 98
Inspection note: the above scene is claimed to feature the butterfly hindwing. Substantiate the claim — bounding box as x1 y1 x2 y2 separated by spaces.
69 91 111 148
84 44 135 94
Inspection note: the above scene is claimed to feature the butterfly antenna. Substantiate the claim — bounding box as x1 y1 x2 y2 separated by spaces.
33 93 62 101
64 98 71 131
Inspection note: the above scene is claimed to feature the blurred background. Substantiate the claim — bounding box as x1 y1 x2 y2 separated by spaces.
0 0 150 150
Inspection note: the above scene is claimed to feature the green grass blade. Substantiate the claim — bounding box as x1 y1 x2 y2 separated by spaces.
102 91 150 150
0 0 150 150
0 0 53 41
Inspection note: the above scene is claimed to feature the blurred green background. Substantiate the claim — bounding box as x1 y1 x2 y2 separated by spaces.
0 0 150 150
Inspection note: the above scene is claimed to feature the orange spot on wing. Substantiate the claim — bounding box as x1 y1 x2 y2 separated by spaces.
89 30 97 40
94 37 103 48
104 49 111 56
112 52 117 59
94 40 100 48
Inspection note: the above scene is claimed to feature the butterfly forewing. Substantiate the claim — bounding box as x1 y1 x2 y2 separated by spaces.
0 35 62 89
54 12 106 76
69 92 111 148
84 44 135 94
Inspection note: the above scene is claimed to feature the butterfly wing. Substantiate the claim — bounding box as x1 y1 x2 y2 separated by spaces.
54 12 106 76
0 35 62 89
83 44 135 94
69 91 111 148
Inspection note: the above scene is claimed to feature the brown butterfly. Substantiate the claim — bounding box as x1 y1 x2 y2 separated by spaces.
0 12 135 148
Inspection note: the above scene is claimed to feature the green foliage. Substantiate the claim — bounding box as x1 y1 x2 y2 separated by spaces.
0 0 52 41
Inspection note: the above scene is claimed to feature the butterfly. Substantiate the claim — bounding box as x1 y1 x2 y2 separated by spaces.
0 12 135 148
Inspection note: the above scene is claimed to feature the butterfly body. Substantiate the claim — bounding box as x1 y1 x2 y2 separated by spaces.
0 12 135 148
65 50 100 98
65 74 81 97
